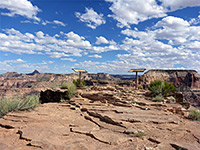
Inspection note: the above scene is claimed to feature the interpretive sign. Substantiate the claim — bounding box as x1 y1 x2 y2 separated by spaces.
128 69 146 89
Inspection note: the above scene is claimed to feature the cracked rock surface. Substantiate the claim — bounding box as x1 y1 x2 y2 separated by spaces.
0 86 200 150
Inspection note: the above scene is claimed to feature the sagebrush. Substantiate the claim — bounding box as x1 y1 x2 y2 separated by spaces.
0 95 40 118
148 80 176 97
188 109 200 121
66 83 77 99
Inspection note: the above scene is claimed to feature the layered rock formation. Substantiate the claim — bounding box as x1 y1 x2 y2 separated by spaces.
0 71 119 98
0 71 78 98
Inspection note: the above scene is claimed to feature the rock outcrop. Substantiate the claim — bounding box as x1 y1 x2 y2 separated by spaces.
140 69 200 108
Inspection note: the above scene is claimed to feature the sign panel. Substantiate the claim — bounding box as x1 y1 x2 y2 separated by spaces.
72 68 87 73
128 69 146 72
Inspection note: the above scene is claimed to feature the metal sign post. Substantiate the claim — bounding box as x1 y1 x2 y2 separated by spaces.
128 69 146 89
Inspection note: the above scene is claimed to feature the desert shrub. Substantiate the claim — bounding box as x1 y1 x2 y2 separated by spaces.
0 95 40 118
61 83 68 89
66 83 77 99
152 95 163 102
18 95 40 111
148 80 176 97
73 79 86 88
188 109 200 121
134 131 146 138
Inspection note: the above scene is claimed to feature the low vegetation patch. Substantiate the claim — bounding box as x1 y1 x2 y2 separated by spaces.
148 80 176 97
60 83 77 101
129 131 146 138
188 109 200 121
0 95 40 118
66 83 77 99
73 79 86 88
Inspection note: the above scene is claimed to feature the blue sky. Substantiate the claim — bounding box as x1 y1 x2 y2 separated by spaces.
0 0 200 74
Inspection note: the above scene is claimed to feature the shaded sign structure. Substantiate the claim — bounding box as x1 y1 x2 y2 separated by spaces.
128 69 146 89
72 68 87 87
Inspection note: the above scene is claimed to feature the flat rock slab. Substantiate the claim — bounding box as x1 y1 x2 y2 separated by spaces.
0 100 200 150
86 108 180 124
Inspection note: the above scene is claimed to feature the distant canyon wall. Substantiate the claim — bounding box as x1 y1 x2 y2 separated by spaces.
0 71 117 98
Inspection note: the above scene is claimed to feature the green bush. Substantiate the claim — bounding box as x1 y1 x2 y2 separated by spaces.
66 83 77 99
0 95 40 118
152 95 163 102
73 79 86 88
188 109 200 121
148 80 176 97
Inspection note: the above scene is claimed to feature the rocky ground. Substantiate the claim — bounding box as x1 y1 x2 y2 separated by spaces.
0 85 200 150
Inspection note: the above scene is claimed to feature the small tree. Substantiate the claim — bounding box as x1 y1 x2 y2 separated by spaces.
148 80 176 97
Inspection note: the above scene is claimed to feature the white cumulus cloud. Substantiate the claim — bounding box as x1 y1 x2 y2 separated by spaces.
95 36 109 45
65 31 91 49
0 28 93 58
106 0 200 28
0 0 41 21
89 54 102 58
53 20 66 26
61 58 76 62
75 8 106 29
160 0 200 11
106 0 166 28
